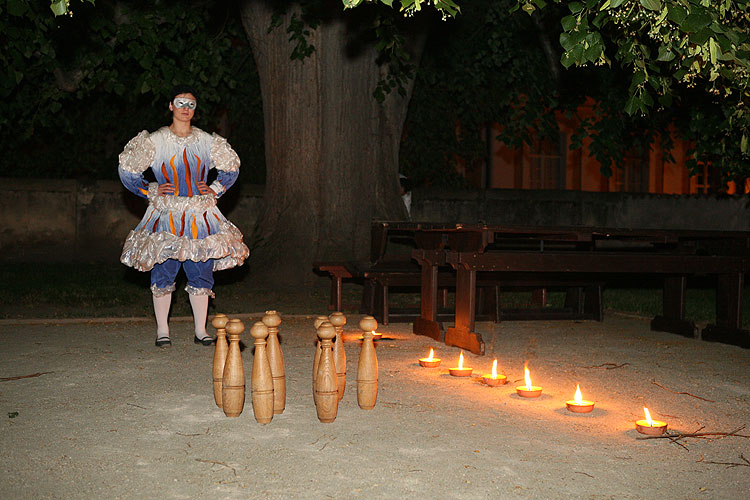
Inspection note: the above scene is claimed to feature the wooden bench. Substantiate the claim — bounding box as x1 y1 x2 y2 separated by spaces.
364 261 603 325
315 222 604 324
313 261 370 312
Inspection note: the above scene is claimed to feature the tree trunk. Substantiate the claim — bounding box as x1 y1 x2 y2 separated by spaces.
240 1 420 285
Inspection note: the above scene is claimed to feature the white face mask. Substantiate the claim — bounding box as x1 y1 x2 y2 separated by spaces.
173 97 197 110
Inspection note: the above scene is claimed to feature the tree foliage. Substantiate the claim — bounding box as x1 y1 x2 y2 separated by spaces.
3 0 264 181
517 0 749 176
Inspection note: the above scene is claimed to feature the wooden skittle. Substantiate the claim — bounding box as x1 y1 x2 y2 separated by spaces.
314 322 339 423
329 311 347 401
262 310 285 415
312 315 328 407
357 316 379 410
250 321 274 424
221 319 245 417
211 313 230 409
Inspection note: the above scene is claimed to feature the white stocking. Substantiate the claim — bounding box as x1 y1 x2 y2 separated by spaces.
189 294 210 340
153 293 172 339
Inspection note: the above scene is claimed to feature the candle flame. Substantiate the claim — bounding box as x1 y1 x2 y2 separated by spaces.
574 384 583 404
524 363 532 391
491 359 498 378
427 348 434 361
458 351 464 369
643 407 654 426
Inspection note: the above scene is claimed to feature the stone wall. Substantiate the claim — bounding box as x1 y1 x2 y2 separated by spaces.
2 179 749 263
411 187 750 231
0 178 264 263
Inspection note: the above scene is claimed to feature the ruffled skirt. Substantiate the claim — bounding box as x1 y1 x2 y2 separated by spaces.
120 194 249 272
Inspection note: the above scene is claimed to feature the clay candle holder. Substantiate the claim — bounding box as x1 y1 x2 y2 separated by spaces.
449 351 472 377
635 407 668 435
419 348 441 368
482 359 507 387
515 363 542 398
565 384 594 413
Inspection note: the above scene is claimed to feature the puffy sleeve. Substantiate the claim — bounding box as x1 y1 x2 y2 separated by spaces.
118 130 156 199
208 133 240 198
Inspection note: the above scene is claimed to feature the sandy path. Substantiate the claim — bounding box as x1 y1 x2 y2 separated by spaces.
1 314 749 499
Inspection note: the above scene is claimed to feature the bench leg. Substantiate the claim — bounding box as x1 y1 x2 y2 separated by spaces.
531 288 547 307
329 276 343 312
414 259 441 342
582 285 603 322
564 287 583 314
382 284 390 326
446 264 484 355
651 275 697 338
703 273 750 348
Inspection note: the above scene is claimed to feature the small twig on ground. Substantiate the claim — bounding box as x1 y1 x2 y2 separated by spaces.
195 459 237 476
1 371 54 382
651 380 715 402
574 471 594 478
637 425 749 443
582 363 630 370
698 454 750 469
126 403 149 410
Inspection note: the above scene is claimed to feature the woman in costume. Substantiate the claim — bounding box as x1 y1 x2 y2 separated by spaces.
118 87 249 348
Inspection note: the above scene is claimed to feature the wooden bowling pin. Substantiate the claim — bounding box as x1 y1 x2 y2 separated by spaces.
357 328 378 410
221 319 245 418
262 310 285 415
329 311 347 401
250 321 274 424
312 315 328 407
211 313 230 409
315 322 339 423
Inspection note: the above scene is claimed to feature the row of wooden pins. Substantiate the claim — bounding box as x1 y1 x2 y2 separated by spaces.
211 311 286 423
312 313 379 423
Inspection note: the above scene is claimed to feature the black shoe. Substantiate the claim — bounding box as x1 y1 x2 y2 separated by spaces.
194 336 215 346
155 337 172 348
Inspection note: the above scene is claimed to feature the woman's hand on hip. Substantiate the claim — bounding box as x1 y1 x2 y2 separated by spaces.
196 181 216 196
157 183 175 196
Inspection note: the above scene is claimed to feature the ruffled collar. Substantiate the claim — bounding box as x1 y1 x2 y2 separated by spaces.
155 126 205 146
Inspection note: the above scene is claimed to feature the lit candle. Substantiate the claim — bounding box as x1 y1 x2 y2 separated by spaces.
482 359 507 387
565 384 594 413
419 348 441 368
635 407 668 435
515 363 542 397
449 351 473 377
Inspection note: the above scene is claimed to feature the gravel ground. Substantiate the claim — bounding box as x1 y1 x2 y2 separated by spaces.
1 313 749 499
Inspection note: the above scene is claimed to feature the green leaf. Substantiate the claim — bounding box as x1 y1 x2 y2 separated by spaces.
682 10 713 33
584 43 603 62
624 95 640 115
688 28 712 46
50 0 67 16
610 0 626 7
741 134 748 154
561 15 577 31
656 45 675 62
709 37 719 65
560 51 575 69
639 0 661 11
559 33 576 52
632 71 646 87
569 2 584 13
666 4 687 25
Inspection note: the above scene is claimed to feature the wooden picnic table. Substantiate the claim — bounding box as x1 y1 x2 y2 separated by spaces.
373 221 750 355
